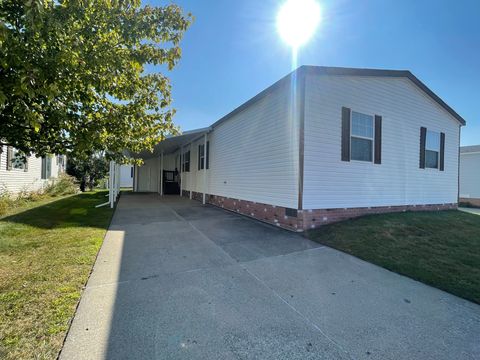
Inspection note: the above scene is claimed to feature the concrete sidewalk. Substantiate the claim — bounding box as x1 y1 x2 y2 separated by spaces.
459 207 480 216
60 194 480 360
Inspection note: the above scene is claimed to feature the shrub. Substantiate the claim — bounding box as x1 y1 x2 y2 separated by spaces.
0 188 14 216
16 187 44 202
44 174 78 196
0 176 78 217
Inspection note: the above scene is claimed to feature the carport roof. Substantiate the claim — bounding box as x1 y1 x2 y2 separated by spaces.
133 126 211 159
460 145 480 154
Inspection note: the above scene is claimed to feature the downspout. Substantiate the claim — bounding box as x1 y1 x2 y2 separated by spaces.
160 151 164 196
297 67 306 211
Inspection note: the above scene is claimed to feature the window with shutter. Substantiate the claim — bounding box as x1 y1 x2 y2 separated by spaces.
182 151 190 172
41 156 52 179
198 144 205 170
198 142 210 170
425 130 440 169
350 111 374 162
8 148 27 170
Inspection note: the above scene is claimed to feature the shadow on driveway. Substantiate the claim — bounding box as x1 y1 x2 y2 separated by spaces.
60 193 480 360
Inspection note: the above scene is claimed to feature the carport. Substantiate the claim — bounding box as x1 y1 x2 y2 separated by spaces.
131 127 211 203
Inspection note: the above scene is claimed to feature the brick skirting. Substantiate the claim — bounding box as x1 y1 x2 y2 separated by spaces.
299 203 457 230
459 197 480 208
180 191 457 231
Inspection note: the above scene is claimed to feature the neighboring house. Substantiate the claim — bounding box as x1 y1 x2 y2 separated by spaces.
459 145 480 207
131 66 465 231
120 165 133 188
0 145 66 195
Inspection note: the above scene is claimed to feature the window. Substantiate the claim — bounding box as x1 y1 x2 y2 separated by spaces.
11 148 27 170
56 155 66 172
130 166 134 178
351 111 374 162
198 141 210 170
182 150 190 172
41 156 52 179
425 130 440 169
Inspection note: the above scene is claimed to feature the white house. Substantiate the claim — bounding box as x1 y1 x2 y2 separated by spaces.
459 145 480 207
0 145 66 195
119 165 134 188
131 66 465 231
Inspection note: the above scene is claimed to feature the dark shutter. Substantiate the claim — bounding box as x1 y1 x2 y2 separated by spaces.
6 146 13 170
185 151 190 172
341 107 351 162
419 127 427 169
41 157 46 179
198 145 201 170
374 115 382 164
439 132 445 171
24 156 28 172
206 141 210 169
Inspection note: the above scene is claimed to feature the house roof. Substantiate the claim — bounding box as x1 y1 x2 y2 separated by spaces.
211 66 466 128
132 66 466 159
305 66 466 125
461 145 480 153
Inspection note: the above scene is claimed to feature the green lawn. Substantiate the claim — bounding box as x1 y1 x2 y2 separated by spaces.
307 210 480 304
0 191 113 360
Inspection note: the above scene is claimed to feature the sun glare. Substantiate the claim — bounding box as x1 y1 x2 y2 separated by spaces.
276 0 321 49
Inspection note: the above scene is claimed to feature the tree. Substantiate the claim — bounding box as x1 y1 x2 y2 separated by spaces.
67 155 108 191
0 0 192 161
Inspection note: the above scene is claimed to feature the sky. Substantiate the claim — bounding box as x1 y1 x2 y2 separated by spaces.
146 0 480 145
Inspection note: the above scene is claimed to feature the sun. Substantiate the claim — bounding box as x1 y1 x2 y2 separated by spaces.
276 0 321 49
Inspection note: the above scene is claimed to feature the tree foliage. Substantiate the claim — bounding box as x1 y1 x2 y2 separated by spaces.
0 0 192 161
67 154 108 191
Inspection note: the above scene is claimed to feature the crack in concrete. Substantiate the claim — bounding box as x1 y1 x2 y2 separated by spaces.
172 206 353 359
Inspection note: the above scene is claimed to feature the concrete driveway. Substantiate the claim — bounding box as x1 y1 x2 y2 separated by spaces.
60 194 480 360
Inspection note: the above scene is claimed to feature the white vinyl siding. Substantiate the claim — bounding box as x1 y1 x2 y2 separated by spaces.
0 147 64 195
120 165 133 187
460 152 480 199
303 74 460 209
136 153 177 192
205 83 299 208
174 82 299 208
137 157 159 192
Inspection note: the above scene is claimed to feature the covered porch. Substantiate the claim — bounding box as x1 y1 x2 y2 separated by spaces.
131 127 211 204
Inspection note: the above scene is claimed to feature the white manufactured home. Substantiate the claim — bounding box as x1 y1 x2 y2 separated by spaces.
119 165 134 188
0 145 66 195
132 66 465 231
459 145 480 207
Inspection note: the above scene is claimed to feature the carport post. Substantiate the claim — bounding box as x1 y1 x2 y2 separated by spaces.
160 151 164 196
116 162 120 198
109 161 114 208
133 164 138 192
179 146 183 196
203 133 207 205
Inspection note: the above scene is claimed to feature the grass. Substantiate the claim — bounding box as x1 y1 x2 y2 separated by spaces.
307 210 480 304
0 191 114 359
